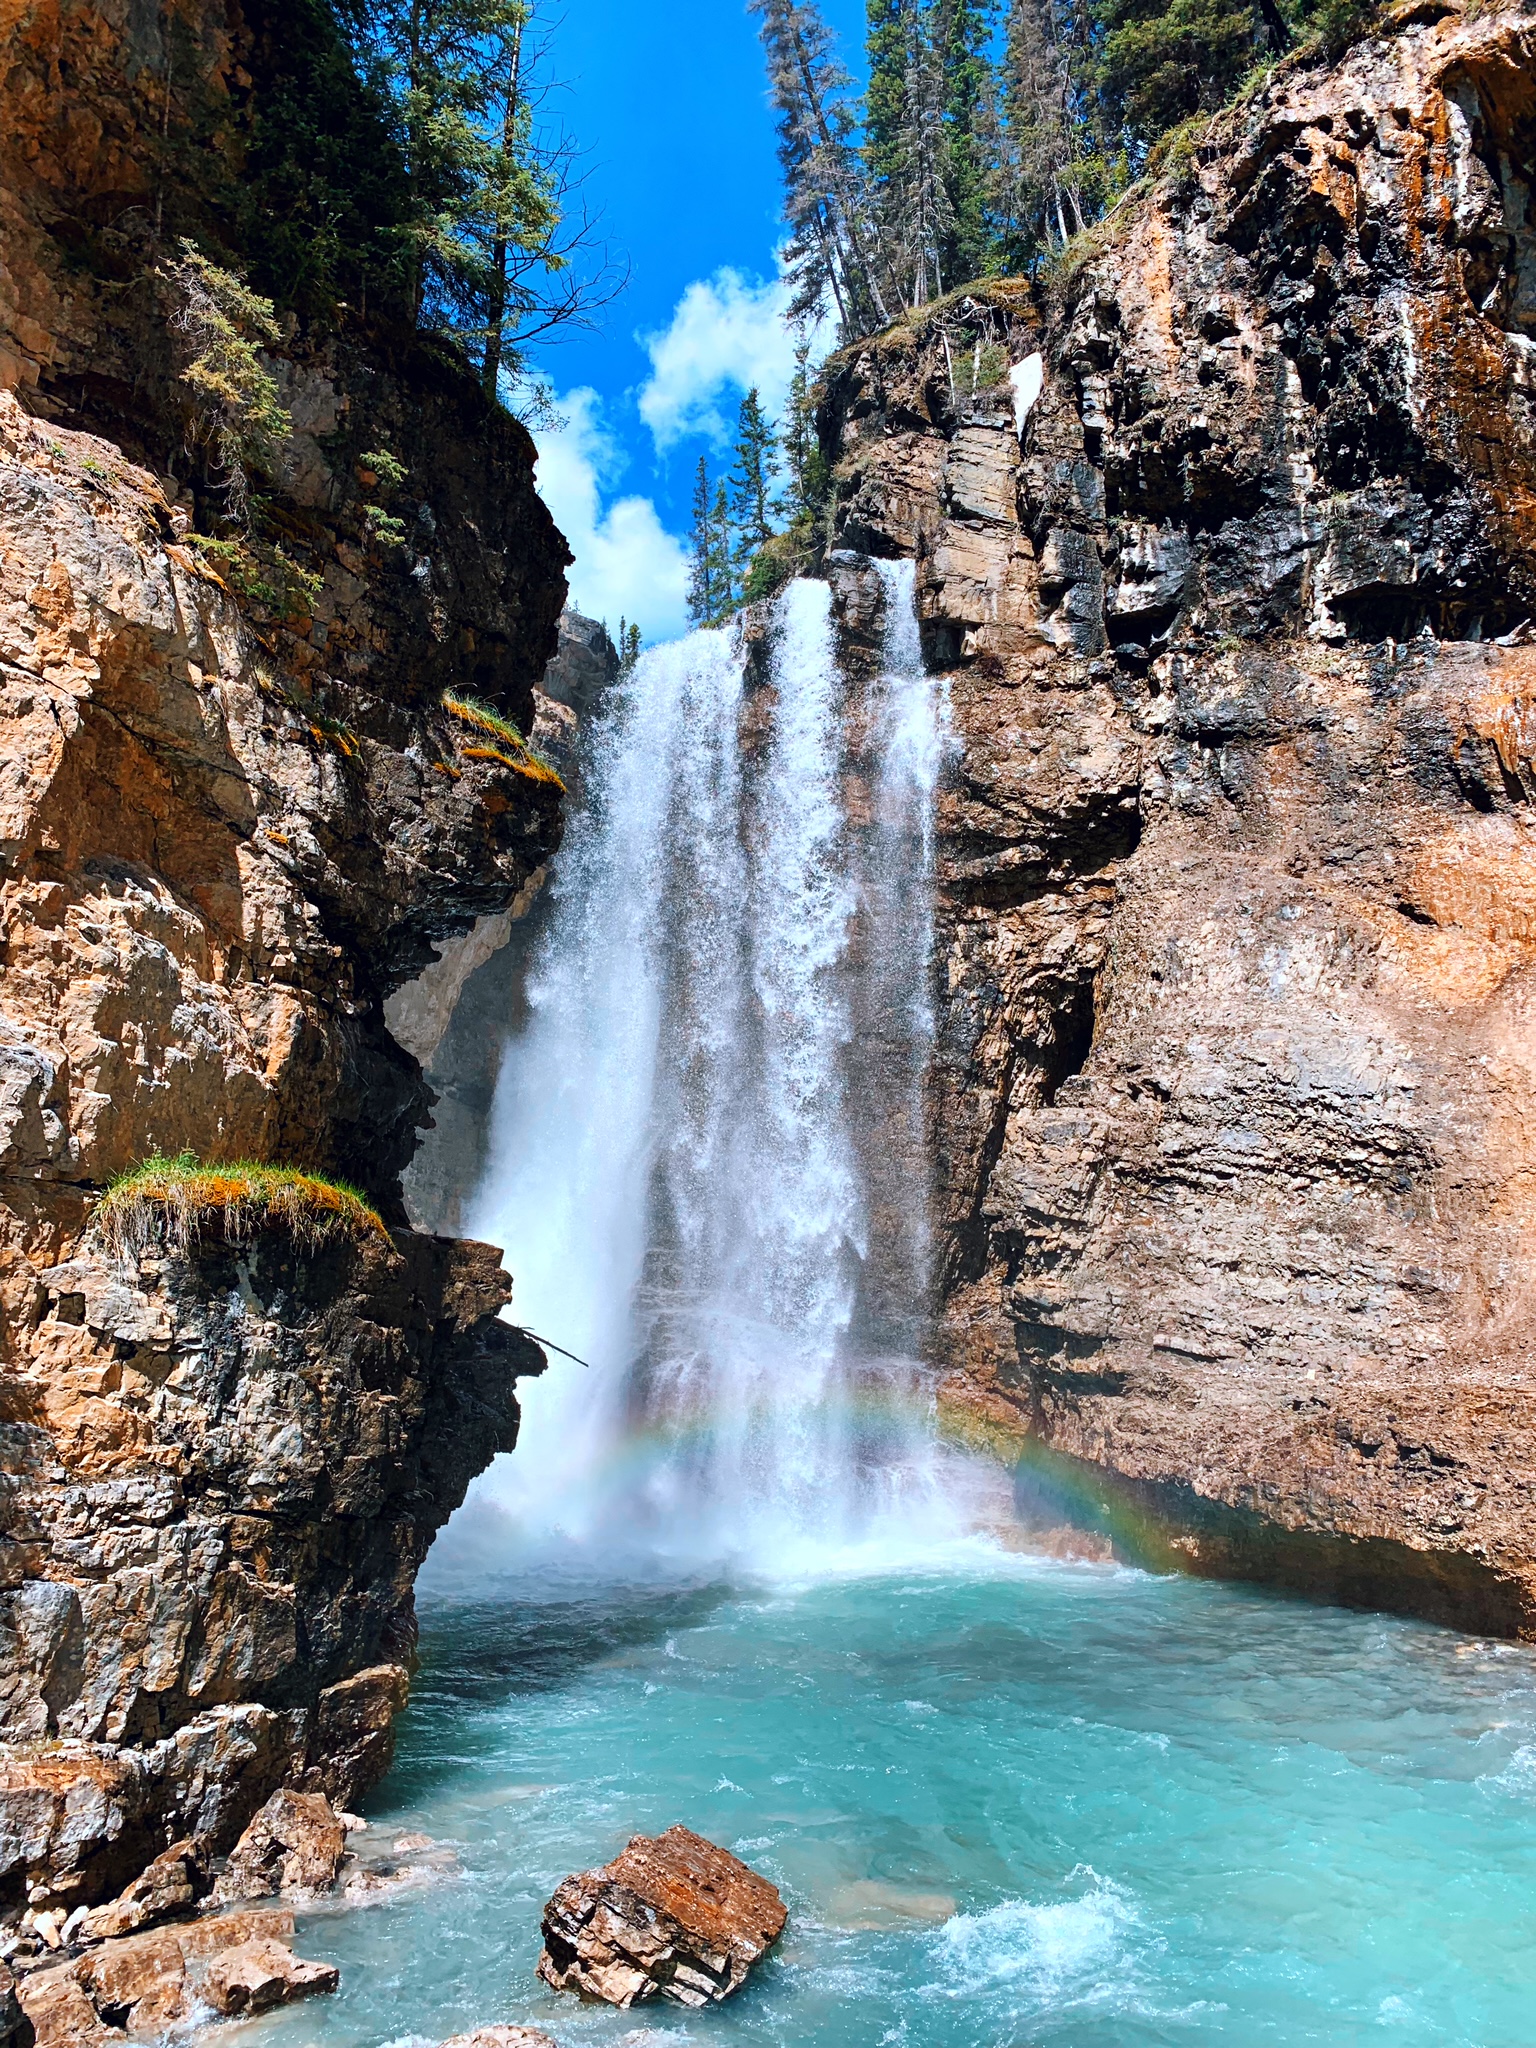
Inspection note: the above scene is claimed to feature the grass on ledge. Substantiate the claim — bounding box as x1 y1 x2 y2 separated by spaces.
96 1152 390 1258
441 692 525 746
442 693 565 792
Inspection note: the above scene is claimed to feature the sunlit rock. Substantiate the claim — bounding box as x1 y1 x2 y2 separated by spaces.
214 1789 347 1904
537 1825 786 2009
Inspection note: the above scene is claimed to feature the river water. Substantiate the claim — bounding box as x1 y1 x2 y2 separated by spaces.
268 578 1536 2045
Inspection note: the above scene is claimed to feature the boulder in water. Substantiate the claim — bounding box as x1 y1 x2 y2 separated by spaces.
215 1788 348 1902
537 1825 786 2008
437 2030 558 2047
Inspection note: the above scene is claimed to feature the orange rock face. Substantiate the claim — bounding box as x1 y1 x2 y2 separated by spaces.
16 1906 333 2044
538 1826 788 2009
0 0 568 1932
820 4 1536 1631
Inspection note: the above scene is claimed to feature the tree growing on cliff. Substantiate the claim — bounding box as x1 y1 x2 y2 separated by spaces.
731 389 779 569
352 0 623 405
687 458 720 626
781 335 832 526
935 0 999 286
751 0 890 337
1090 0 1283 139
165 242 291 527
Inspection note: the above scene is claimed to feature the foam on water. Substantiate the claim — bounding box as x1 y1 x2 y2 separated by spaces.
262 1566 1536 2048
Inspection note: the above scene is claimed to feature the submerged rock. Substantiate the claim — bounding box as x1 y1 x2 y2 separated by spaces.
537 1825 786 2009
214 1789 348 1904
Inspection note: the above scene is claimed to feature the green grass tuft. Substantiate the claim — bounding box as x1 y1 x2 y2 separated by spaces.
442 694 565 791
441 692 525 745
96 1152 389 1258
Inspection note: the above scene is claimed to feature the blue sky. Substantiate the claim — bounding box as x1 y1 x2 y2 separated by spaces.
523 0 868 643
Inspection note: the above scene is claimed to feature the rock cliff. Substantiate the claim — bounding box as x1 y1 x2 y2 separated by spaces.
820 0 1536 1632
389 608 620 1235
0 0 566 1921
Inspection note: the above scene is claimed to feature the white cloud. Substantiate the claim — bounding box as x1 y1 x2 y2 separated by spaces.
531 387 691 645
637 266 833 454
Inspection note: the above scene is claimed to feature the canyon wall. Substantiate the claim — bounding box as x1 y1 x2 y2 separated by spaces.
0 0 566 1914
820 0 1536 1633
390 609 621 1237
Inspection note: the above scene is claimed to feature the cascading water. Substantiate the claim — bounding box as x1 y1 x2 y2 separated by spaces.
283 569 1536 2048
443 566 987 1572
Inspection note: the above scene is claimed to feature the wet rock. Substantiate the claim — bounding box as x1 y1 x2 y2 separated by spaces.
75 1839 208 1942
202 1936 339 2016
337 1829 460 1904
437 2030 558 2048
214 1789 347 1903
537 1825 786 2008
0 1965 25 2048
14 1907 329 2044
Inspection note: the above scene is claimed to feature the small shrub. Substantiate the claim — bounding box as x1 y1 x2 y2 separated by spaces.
359 448 407 488
364 504 408 547
305 710 360 757
96 1152 389 1258
165 242 290 527
741 527 811 606
189 534 321 621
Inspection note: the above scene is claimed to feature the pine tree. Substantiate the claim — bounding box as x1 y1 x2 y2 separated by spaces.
617 617 642 673
997 0 1087 263
935 0 998 286
783 336 821 521
357 0 622 400
893 6 954 306
686 456 716 626
1091 0 1276 143
750 0 889 336
731 388 778 569
865 0 910 197
710 480 736 619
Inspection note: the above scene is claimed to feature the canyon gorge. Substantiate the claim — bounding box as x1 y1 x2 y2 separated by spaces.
2 0 1536 2035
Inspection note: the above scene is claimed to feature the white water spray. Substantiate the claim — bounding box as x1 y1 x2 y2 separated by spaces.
440 567 992 1576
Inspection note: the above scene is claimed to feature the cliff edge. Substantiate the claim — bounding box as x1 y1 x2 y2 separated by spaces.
820 0 1536 1632
0 0 566 1921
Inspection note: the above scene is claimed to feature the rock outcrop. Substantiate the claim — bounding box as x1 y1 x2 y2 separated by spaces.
394 609 621 1234
212 1789 347 1904
819 1 1536 1631
537 1826 787 2009
16 1906 336 2044
0 0 566 1929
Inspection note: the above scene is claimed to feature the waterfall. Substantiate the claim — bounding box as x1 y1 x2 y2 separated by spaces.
444 567 979 1575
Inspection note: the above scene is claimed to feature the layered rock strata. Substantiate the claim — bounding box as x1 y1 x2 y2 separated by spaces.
0 0 567 1927
393 609 620 1235
538 1826 787 2009
820 1 1536 1631
17 1904 336 2044
0 392 550 1917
